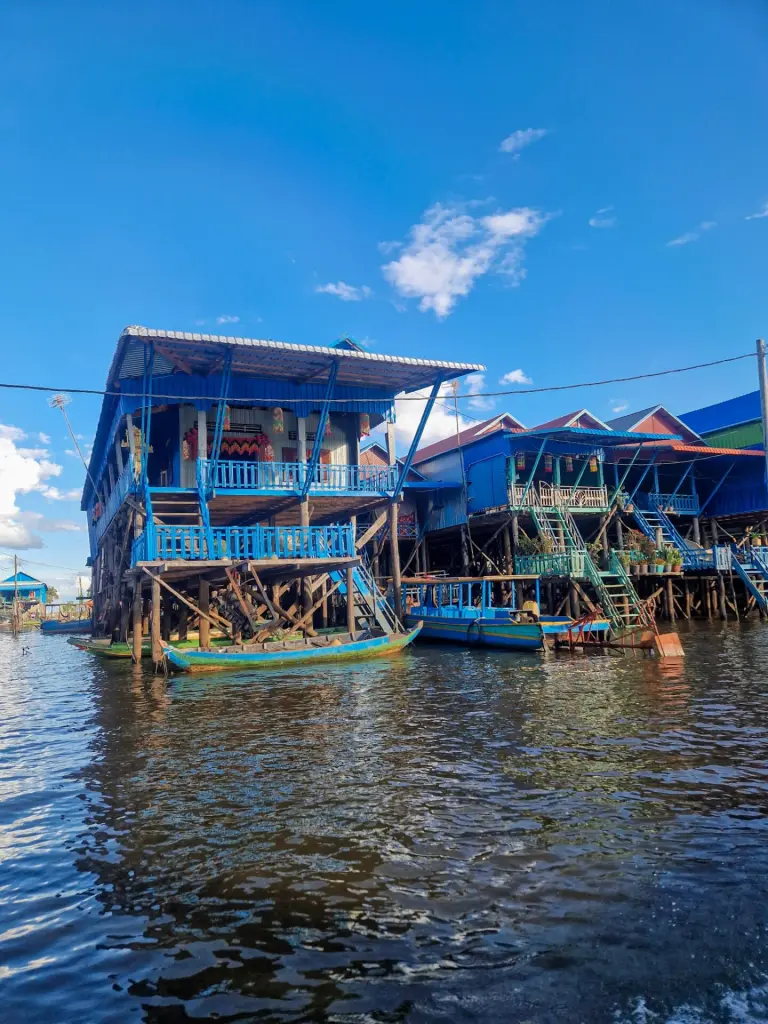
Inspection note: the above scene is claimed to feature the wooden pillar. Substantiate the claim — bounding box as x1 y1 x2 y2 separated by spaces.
151 576 162 666
616 518 624 550
511 514 520 546
178 603 189 641
684 579 692 619
161 590 173 641
321 578 329 628
119 588 131 642
387 420 403 621
460 524 470 575
718 573 728 620
666 576 676 621
346 566 356 635
132 580 143 662
601 517 610 559
571 583 581 619
114 422 124 473
126 413 138 476
700 577 711 619
692 516 701 546
198 577 210 648
502 524 513 573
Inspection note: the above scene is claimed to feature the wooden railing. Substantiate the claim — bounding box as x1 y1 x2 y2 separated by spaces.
200 459 397 494
509 483 608 511
132 523 356 564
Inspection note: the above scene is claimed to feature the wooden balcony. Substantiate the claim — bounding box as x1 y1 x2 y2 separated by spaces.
648 492 700 515
509 483 609 512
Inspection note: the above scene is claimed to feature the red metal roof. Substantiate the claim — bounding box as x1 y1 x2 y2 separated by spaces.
531 408 610 432
669 443 764 457
414 413 525 463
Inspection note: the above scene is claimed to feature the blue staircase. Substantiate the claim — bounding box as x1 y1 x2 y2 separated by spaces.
330 562 399 634
730 548 768 614
632 504 710 570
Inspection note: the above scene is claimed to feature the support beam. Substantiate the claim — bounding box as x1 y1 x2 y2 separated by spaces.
346 566 356 634
208 348 233 484
301 360 339 499
519 437 549 508
132 580 143 662
199 578 210 647
356 509 388 550
393 377 444 496
699 462 735 516
142 568 232 638
387 421 403 621
151 575 162 666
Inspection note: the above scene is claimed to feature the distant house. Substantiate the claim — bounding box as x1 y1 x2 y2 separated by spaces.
0 572 48 605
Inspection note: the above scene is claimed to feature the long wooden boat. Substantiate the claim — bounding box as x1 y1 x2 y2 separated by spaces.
161 624 422 674
403 577 611 652
41 617 93 634
67 635 232 658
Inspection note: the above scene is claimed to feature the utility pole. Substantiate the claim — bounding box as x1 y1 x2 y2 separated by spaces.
12 554 19 637
757 339 768 496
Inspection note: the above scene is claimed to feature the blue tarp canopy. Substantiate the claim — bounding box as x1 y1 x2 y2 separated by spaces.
512 427 681 446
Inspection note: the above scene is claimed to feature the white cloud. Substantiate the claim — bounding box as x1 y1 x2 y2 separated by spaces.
746 203 768 221
378 240 401 255
611 401 629 413
589 206 617 228
216 314 240 325
38 432 51 444
194 319 206 326
39 486 82 501
387 383 472 452
667 220 717 247
499 128 549 158
464 373 494 412
315 281 372 301
382 202 549 318
500 369 532 386
0 424 65 548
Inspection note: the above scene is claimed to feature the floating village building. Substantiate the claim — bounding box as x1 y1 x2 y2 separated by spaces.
82 325 481 656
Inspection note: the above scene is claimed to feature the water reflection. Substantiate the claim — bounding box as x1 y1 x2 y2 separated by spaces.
2 625 768 1021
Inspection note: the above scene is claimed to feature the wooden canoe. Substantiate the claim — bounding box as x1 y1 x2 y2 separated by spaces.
161 624 423 674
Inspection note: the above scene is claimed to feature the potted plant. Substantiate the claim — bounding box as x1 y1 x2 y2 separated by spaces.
655 553 666 574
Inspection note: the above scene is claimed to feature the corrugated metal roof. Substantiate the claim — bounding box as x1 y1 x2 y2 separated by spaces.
668 443 764 457
414 413 525 463
111 326 484 394
532 408 611 431
606 405 659 431
679 391 761 435
520 426 681 445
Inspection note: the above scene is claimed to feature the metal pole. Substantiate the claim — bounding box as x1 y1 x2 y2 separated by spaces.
757 339 768 495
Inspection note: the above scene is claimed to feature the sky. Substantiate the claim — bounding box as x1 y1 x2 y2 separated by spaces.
0 0 767 594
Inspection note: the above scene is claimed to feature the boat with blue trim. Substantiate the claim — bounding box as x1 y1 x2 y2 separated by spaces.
160 623 422 674
402 576 611 652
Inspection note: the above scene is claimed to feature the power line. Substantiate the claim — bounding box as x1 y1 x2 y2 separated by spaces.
0 352 754 404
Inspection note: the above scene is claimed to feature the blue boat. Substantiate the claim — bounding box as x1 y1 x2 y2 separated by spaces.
403 577 611 652
41 617 93 634
161 624 422 674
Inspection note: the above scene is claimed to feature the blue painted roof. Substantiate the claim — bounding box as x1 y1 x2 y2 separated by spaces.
1 571 43 585
516 427 681 446
680 391 761 435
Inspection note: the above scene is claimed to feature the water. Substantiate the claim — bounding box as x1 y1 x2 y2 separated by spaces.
2 627 768 1023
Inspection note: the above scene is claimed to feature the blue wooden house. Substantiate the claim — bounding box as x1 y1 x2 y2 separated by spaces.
82 325 481 644
0 572 47 605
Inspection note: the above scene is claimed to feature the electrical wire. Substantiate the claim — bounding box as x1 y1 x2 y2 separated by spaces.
0 352 754 404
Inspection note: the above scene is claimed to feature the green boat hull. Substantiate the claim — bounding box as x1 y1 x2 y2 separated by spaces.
161 624 423 674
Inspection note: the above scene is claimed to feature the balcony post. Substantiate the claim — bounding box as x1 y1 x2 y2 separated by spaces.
387 419 403 621
198 578 210 648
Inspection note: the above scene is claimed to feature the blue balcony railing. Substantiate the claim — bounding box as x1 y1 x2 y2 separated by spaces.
94 460 137 545
648 493 700 515
200 459 397 494
132 523 356 564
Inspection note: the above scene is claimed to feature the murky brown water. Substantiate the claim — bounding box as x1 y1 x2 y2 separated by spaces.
2 626 768 1022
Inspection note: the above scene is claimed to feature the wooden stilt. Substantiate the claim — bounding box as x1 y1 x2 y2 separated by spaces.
321 577 329 628
571 583 581 618
666 576 676 621
161 589 172 641
198 578 210 648
718 573 728 620
346 566 356 634
119 587 131 642
178 604 189 641
151 576 162 666
132 580 143 663
390 504 403 620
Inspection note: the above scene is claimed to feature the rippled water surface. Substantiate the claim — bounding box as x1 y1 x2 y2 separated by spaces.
3 626 768 1022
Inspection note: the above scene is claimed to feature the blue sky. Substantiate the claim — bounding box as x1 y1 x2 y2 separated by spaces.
1 0 767 590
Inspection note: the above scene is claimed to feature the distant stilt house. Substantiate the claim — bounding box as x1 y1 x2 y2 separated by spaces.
0 572 47 605
82 325 481 648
